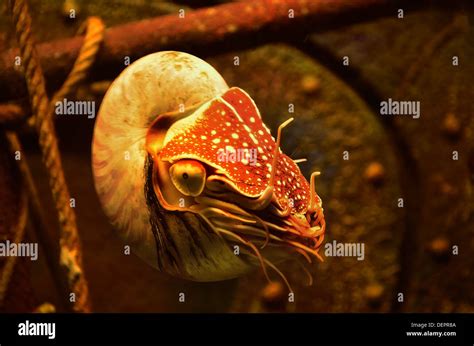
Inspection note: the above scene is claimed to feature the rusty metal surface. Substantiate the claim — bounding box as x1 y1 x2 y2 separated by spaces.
0 0 422 103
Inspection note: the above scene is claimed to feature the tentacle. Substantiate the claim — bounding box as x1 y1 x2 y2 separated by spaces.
214 227 272 284
254 215 270 249
294 257 313 286
312 206 325 226
261 220 289 233
262 257 293 293
189 212 224 239
293 158 307 164
195 206 257 225
268 202 292 218
293 248 312 264
284 240 324 262
309 171 321 211
269 117 294 186
195 195 273 248
313 222 326 249
213 221 275 243
204 184 274 211
195 195 263 217
241 249 293 293
301 224 324 238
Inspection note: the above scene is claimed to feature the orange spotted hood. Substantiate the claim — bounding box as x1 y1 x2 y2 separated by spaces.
159 87 312 214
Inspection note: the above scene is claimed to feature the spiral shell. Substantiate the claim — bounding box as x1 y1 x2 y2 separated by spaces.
92 51 325 284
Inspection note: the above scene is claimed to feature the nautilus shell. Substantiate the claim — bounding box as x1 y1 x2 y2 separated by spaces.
92 51 325 286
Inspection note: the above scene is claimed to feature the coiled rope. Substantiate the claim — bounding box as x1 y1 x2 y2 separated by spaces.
7 0 105 312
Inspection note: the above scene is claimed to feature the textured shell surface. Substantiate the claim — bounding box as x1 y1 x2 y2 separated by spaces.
93 52 255 280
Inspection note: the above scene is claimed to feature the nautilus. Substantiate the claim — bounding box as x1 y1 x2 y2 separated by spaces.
92 51 325 288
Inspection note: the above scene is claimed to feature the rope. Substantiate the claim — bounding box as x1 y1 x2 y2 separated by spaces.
28 16 106 127
0 164 28 308
51 17 105 105
5 130 70 310
8 0 105 312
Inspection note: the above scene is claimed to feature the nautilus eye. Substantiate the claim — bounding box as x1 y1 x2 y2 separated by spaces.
92 51 326 287
169 160 206 197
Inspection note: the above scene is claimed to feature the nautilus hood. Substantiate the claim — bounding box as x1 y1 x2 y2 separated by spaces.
159 87 311 214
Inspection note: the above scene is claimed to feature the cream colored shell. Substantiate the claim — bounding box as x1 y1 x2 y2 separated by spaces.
92 51 254 280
